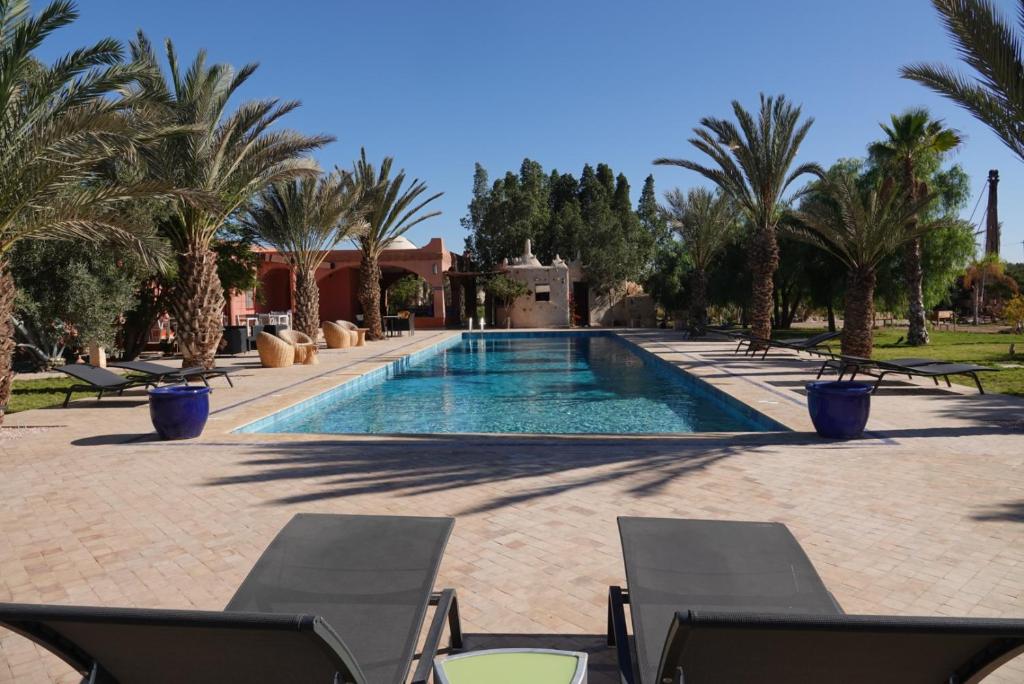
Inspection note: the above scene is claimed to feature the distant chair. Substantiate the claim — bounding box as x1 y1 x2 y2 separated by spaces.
393 311 416 336
322 321 353 349
255 331 294 368
336 320 367 346
278 329 318 365
931 310 956 330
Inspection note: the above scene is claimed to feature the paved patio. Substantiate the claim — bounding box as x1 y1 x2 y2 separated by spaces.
1 329 1023 682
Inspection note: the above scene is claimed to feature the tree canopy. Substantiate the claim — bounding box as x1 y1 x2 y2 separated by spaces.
462 159 657 292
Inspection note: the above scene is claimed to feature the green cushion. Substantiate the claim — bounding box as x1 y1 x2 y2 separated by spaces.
438 650 583 684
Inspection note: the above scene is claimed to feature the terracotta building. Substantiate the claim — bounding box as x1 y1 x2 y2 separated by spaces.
225 237 459 329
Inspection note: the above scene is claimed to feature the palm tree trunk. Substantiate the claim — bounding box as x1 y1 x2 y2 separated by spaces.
689 268 708 336
903 160 929 346
0 265 16 425
293 267 320 339
841 266 876 358
904 237 929 345
171 247 225 369
358 252 383 340
748 225 779 345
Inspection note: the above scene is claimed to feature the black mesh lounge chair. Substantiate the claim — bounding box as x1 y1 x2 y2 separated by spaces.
54 364 158 407
108 360 235 387
731 330 840 358
748 330 842 359
833 356 998 394
815 355 938 380
607 517 1024 684
0 513 462 684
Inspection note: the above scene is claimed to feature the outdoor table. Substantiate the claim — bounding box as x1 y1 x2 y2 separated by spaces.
434 649 587 684
355 328 368 346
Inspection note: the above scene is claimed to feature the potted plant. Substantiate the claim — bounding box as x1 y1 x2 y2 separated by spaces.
804 381 873 439
148 385 212 440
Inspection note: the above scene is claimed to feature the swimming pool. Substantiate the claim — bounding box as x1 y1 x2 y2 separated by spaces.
237 332 783 435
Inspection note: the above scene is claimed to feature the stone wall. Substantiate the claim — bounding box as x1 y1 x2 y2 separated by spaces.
496 263 571 328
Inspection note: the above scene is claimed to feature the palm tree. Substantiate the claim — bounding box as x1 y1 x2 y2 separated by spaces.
0 1 175 422
660 188 739 335
902 0 1024 164
350 149 441 340
868 109 962 346
130 33 332 368
655 94 819 345
244 170 363 338
788 173 947 357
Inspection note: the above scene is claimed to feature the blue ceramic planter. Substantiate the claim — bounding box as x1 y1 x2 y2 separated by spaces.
148 385 211 440
805 381 872 439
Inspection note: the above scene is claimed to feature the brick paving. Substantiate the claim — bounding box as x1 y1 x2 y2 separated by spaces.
1 329 1022 682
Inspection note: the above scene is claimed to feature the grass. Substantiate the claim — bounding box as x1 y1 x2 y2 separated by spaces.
774 326 1024 395
6 376 93 413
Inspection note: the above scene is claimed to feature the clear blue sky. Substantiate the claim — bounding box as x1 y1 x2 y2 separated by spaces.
40 0 1024 261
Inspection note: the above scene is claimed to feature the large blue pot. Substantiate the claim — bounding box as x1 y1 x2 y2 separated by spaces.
148 385 211 440
805 381 873 439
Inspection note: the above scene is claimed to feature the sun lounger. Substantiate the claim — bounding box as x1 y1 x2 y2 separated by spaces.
750 330 841 359
827 356 997 394
108 360 235 387
731 330 840 359
53 364 158 407
607 517 1024 684
0 513 462 684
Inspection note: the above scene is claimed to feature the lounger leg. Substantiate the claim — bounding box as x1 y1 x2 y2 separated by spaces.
224 373 233 388
411 589 462 684
608 586 636 684
201 375 210 387
944 376 952 388
973 374 985 394
97 389 104 402
63 389 73 408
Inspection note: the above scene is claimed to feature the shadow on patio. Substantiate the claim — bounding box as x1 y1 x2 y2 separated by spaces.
202 432 868 514
972 501 1024 523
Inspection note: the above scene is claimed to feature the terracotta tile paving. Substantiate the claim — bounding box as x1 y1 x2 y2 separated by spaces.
1 329 1023 682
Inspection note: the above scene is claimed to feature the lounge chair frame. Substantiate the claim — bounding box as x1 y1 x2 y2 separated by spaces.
108 361 234 388
816 355 996 394
55 366 161 408
0 514 464 684
607 517 1024 684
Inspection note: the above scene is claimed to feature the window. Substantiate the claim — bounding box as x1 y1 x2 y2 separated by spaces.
244 289 255 308
535 284 550 302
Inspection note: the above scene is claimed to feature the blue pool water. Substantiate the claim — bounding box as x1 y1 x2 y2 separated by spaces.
240 333 780 435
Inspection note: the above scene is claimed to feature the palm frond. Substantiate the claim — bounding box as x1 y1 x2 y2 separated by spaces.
903 0 1024 162
654 94 816 230
350 148 442 259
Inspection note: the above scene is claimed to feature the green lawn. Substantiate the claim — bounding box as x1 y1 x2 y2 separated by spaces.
7 376 93 413
774 327 1024 396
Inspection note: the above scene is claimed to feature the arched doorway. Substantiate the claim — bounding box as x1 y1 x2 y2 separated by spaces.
384 270 433 316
